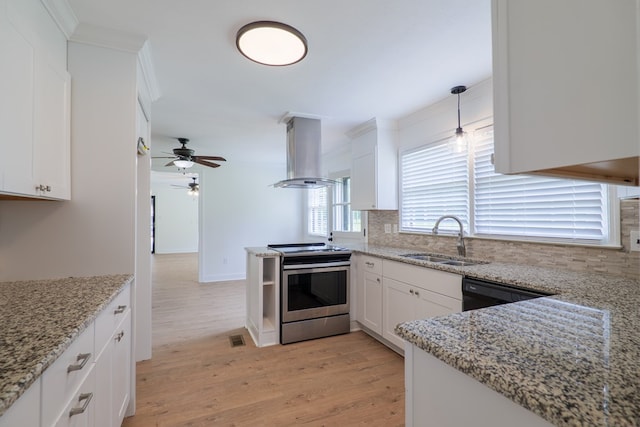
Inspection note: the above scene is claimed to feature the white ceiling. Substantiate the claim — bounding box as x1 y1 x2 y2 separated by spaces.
68 0 493 170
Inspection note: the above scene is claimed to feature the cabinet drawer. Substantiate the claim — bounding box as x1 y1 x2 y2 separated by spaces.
53 365 95 427
383 260 462 300
0 378 41 427
42 324 95 427
95 284 131 356
360 255 382 275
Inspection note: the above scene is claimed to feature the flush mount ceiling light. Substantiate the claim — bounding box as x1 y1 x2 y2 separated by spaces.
450 85 468 153
236 21 308 66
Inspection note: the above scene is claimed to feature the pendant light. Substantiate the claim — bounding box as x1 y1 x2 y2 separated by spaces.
450 85 468 153
236 21 308 66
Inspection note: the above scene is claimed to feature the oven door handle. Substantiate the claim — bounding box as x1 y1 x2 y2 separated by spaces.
283 261 351 270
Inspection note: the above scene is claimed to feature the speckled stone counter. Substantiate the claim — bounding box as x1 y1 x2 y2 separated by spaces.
350 244 640 426
245 247 280 257
0 274 133 417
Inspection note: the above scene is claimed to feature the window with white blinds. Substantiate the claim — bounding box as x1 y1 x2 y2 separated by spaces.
401 139 469 233
307 187 328 236
473 128 608 242
400 125 609 243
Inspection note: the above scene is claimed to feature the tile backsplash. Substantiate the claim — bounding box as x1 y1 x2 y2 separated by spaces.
367 199 639 279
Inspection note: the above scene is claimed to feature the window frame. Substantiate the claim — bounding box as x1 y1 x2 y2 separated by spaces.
399 121 620 247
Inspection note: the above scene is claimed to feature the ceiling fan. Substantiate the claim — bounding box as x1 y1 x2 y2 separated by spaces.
172 177 199 194
154 138 226 169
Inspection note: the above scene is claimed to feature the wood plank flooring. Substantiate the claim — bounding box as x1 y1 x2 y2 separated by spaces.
122 253 405 427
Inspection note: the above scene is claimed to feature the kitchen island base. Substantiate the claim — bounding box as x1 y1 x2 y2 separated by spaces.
405 342 553 427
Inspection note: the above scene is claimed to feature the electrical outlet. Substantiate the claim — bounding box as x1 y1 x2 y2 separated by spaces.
631 230 640 252
393 224 398 233
384 224 391 234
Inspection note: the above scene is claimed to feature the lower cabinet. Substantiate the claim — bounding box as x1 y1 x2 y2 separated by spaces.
0 283 132 427
355 255 383 335
355 256 462 352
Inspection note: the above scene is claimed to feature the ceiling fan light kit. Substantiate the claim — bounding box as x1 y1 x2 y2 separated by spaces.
236 21 307 66
153 137 227 170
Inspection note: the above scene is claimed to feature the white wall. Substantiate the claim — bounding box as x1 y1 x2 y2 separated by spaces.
152 179 199 254
398 78 493 151
0 43 138 280
199 161 304 282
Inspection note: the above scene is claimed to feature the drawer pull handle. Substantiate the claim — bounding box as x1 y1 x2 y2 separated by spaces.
67 353 91 373
115 331 125 342
114 305 127 314
365 262 374 267
69 392 93 417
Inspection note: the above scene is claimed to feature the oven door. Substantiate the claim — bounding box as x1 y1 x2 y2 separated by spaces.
281 262 350 323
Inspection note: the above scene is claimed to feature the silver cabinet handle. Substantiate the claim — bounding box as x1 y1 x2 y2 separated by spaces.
114 305 127 314
365 261 375 267
115 331 125 342
69 393 93 417
67 353 91 373
36 185 51 192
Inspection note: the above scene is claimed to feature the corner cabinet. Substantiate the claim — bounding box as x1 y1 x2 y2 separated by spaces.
348 118 398 210
382 260 462 350
0 0 71 200
492 0 640 185
246 249 280 347
354 254 462 352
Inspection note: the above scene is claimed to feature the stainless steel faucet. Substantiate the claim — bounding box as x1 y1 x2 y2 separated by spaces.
432 215 466 257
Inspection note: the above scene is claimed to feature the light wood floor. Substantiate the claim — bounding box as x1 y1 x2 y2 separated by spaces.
122 253 405 427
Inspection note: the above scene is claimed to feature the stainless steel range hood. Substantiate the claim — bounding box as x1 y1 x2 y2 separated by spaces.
273 116 335 188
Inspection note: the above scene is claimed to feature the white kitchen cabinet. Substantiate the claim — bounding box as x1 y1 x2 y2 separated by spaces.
246 250 280 347
348 118 398 210
94 283 132 427
355 255 383 334
405 343 553 427
492 0 640 185
0 0 70 199
382 260 462 350
0 378 40 427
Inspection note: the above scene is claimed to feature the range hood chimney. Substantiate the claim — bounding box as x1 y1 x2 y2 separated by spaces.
273 116 335 188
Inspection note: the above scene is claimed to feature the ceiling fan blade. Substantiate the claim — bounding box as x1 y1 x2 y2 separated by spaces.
152 156 176 159
193 155 226 162
164 160 176 167
193 158 221 168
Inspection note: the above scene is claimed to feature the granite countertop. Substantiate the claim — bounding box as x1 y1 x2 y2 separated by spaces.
351 244 640 426
245 246 281 257
0 274 133 417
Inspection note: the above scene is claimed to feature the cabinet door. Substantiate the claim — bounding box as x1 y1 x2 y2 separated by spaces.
414 287 462 319
0 0 36 195
493 0 639 177
351 151 376 210
0 378 40 427
93 345 112 427
112 310 132 425
361 271 383 334
382 278 415 349
33 59 70 199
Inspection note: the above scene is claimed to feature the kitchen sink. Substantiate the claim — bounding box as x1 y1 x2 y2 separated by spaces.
439 260 481 266
401 254 452 263
400 253 486 267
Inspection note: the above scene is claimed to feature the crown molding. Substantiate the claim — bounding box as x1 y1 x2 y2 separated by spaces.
138 41 161 103
345 117 397 139
40 0 79 39
70 22 147 54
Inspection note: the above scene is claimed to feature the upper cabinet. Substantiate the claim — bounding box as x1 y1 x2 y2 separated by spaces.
348 118 398 211
492 0 640 186
0 0 71 199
